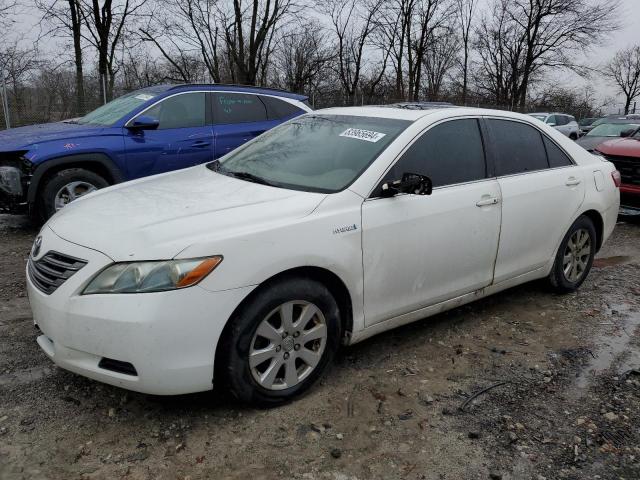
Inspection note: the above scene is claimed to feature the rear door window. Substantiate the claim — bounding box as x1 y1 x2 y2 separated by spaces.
212 92 267 124
260 96 303 120
488 119 549 176
543 136 573 168
143 92 206 129
381 118 487 189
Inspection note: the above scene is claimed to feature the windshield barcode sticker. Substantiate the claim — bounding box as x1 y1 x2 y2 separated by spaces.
340 128 386 143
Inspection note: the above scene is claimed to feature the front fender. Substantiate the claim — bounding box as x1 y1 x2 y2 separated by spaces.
27 152 126 204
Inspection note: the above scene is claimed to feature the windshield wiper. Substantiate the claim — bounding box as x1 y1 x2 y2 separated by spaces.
226 171 276 187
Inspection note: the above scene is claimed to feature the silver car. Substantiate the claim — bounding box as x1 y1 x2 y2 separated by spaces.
529 113 580 140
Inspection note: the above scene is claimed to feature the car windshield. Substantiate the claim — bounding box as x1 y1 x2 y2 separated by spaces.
209 114 411 193
76 90 159 126
529 114 548 121
586 123 640 137
579 118 596 126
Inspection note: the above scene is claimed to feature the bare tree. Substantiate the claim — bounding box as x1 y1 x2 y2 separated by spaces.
455 0 476 104
474 0 526 107
375 0 408 100
0 0 17 30
219 0 295 85
274 20 332 94
0 44 41 124
605 45 640 115
507 0 620 110
324 0 385 105
79 0 147 102
36 0 86 115
405 0 453 101
139 0 223 83
423 25 459 100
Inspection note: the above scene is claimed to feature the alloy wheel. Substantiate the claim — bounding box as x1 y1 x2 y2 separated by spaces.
249 300 327 391
562 228 591 283
54 181 98 211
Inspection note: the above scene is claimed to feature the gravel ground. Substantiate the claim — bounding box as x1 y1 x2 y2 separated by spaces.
1 214 639 480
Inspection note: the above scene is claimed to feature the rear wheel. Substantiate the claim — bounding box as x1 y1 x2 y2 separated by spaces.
40 168 108 219
548 215 596 293
218 277 341 406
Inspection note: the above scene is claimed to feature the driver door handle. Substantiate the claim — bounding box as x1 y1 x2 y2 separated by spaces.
565 176 581 186
476 196 500 207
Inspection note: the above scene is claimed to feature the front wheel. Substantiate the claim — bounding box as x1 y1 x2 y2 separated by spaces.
548 215 596 293
218 277 341 406
40 168 109 220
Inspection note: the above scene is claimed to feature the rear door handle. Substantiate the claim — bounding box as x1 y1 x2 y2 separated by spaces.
565 177 581 186
191 141 211 148
476 196 500 207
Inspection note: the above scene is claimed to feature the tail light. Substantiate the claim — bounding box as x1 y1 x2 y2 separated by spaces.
611 170 622 188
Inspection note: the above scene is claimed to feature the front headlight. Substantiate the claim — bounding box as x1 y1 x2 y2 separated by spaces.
83 256 223 294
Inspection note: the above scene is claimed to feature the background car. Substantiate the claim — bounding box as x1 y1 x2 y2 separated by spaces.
576 119 640 151
528 112 580 139
0 84 311 219
27 106 620 405
578 117 600 135
595 131 640 212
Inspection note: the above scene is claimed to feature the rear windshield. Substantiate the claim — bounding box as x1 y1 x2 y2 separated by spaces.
209 114 410 193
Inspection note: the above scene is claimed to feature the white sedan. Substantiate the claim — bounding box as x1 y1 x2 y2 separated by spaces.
26 106 620 405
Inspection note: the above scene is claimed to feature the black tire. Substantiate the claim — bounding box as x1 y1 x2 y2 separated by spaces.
548 215 596 293
217 276 341 407
570 133 578 141
40 168 109 220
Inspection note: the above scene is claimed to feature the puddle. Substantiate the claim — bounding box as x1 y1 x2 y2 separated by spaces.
593 256 633 268
0 366 55 387
574 304 640 391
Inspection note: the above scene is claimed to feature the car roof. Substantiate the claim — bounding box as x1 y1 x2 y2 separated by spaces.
529 112 572 116
312 105 537 122
166 83 308 101
593 118 640 124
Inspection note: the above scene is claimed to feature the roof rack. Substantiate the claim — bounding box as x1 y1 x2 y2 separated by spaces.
382 102 457 110
168 83 302 95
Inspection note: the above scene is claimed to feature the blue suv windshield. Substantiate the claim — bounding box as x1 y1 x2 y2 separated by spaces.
77 90 159 126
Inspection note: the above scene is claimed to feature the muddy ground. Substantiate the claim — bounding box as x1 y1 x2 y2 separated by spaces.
1 214 639 480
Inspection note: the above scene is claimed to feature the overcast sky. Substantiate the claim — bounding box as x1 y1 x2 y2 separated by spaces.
551 0 640 111
8 0 640 110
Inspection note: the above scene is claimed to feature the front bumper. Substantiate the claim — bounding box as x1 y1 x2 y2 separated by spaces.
27 227 254 395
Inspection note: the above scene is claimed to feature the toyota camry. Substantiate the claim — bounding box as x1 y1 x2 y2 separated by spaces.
26 106 620 405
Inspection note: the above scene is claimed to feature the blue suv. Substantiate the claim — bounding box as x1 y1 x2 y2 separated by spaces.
0 84 310 219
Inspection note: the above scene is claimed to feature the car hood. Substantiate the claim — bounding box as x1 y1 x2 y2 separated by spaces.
47 165 327 261
576 136 612 152
0 121 106 152
596 138 640 158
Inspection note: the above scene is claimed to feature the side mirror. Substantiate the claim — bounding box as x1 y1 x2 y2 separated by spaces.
547 122 556 127
381 172 433 198
127 115 160 131
620 129 634 137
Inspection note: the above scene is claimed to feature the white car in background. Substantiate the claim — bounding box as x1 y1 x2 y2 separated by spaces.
529 112 580 140
27 106 620 406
